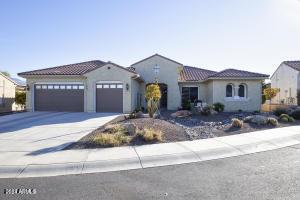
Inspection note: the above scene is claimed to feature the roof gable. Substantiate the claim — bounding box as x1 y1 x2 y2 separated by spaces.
0 72 17 85
131 53 183 66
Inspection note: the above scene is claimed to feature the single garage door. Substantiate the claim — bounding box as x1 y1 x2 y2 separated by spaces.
34 84 84 112
96 83 123 113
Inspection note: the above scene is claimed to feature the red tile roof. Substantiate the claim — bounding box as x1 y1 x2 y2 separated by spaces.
208 68 269 79
18 60 136 76
179 66 216 81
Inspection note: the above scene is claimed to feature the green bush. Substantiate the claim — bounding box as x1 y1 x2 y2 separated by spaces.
182 99 191 110
273 108 288 117
231 118 243 128
268 117 278 126
279 114 295 123
15 92 26 106
291 110 300 120
213 102 225 112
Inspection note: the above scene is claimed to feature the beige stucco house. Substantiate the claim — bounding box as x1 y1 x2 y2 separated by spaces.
18 54 268 113
0 72 25 113
271 61 300 105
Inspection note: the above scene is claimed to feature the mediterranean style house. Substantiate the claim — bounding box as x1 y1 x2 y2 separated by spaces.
18 54 268 113
271 61 300 105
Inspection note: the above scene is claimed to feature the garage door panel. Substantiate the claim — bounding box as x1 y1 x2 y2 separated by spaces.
34 84 84 112
96 83 123 113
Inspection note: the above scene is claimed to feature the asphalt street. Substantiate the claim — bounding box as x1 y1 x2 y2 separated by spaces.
1 144 300 200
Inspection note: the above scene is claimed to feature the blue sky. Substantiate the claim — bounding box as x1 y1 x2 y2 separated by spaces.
1 0 300 78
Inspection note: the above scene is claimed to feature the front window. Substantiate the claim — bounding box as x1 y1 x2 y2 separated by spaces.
238 84 246 97
182 87 198 103
226 84 234 97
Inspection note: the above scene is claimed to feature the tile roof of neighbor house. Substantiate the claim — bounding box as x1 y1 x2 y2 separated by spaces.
283 61 300 72
179 66 217 81
208 68 269 79
18 60 136 76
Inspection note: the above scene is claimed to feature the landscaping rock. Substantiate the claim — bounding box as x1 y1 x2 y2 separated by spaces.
122 123 136 136
171 110 192 118
249 115 268 125
136 111 144 118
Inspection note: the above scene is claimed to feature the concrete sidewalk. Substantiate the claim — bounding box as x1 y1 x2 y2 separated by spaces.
1 126 300 178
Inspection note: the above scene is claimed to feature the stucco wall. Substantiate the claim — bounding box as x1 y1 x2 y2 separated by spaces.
0 75 16 112
25 76 86 112
211 79 262 111
132 55 182 110
271 63 299 105
84 63 138 113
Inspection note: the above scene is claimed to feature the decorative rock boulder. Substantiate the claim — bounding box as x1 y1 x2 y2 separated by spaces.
171 110 192 118
122 123 136 136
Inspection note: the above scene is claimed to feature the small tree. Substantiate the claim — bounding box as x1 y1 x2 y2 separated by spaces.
263 87 279 111
1 71 11 77
15 92 26 109
297 90 300 106
145 84 161 118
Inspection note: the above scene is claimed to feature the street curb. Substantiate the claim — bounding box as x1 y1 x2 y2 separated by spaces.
0 126 300 178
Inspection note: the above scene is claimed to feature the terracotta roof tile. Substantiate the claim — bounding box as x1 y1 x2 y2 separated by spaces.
18 60 107 76
179 66 216 81
208 68 269 78
283 61 300 72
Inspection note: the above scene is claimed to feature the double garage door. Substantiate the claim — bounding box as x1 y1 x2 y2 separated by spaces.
34 82 123 113
34 84 84 112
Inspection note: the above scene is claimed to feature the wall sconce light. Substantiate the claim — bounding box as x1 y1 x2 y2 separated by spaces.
126 83 129 91
26 84 30 91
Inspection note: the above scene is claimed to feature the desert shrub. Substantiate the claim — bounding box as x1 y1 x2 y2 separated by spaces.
182 99 191 110
145 84 161 118
267 117 278 126
291 109 300 120
137 128 163 142
251 115 268 125
93 133 130 147
213 102 225 112
279 114 295 123
273 108 288 117
231 118 243 128
128 112 137 119
201 106 212 116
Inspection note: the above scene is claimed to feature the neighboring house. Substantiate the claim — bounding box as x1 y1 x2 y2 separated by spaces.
0 72 25 112
271 61 300 105
18 54 268 113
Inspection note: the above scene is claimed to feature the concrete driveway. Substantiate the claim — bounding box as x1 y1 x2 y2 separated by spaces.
0 112 119 165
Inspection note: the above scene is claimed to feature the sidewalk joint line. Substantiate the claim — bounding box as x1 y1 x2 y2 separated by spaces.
133 147 144 169
212 138 246 154
176 142 202 160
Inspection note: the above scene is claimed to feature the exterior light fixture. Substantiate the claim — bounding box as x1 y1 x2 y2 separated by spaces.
126 83 129 91
26 84 30 91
